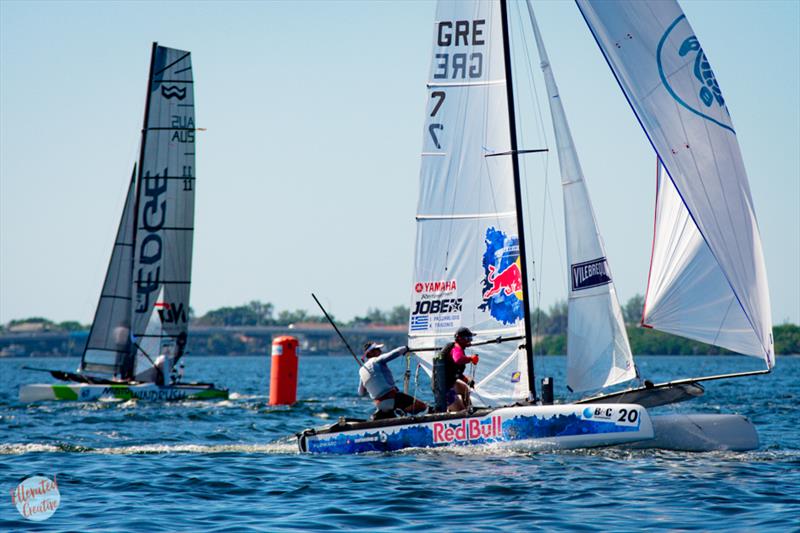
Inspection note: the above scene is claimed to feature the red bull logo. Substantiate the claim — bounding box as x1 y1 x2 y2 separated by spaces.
432 415 503 444
482 258 523 300
479 227 524 325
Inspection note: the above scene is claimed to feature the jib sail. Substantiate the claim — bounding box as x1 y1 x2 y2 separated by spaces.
527 1 636 392
80 167 137 377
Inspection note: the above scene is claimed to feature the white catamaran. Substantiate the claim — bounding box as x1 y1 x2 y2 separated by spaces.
298 0 774 454
20 43 228 402
299 0 658 454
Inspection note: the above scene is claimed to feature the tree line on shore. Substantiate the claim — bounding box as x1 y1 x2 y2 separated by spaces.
3 296 799 355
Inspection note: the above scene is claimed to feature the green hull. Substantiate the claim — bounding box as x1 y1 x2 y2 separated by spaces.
20 382 229 403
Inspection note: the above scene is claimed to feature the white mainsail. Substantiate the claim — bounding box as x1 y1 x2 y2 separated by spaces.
408 0 529 406
80 167 137 377
526 1 635 392
131 44 196 378
577 0 774 367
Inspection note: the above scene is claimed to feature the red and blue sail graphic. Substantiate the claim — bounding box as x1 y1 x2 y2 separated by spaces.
479 227 524 325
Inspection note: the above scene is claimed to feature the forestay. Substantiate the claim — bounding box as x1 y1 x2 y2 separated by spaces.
527 1 635 392
80 168 137 377
577 0 773 367
131 45 196 378
408 0 528 406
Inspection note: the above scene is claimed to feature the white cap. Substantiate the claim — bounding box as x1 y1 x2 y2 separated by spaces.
364 342 384 354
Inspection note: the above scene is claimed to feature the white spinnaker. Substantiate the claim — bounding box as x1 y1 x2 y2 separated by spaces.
527 1 635 392
409 0 528 406
80 168 136 377
131 44 195 372
577 0 774 367
643 161 765 356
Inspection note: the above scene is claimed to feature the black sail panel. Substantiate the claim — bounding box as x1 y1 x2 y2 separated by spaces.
131 44 196 380
80 168 137 376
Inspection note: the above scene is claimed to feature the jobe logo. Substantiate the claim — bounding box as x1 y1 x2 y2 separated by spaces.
657 14 733 133
479 227 524 325
412 298 462 316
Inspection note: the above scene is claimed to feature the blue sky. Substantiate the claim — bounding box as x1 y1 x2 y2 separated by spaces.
1 0 798 325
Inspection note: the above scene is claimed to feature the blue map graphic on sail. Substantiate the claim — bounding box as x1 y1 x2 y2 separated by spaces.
479 227 524 325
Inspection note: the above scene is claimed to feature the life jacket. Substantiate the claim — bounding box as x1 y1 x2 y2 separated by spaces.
438 342 467 390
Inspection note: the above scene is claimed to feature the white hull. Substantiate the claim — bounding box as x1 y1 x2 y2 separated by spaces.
19 382 228 403
299 403 654 454
630 413 759 452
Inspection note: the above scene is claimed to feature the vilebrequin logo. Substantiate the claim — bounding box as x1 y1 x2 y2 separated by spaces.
657 14 734 134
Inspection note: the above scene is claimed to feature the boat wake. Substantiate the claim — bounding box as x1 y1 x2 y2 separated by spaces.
0 438 298 455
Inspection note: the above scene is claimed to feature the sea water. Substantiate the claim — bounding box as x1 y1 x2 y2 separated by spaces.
1 355 798 531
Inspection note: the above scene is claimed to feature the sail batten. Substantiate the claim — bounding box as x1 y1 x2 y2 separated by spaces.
427 79 506 88
417 211 516 221
577 0 774 367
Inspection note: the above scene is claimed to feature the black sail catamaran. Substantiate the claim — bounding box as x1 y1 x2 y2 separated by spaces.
20 43 227 402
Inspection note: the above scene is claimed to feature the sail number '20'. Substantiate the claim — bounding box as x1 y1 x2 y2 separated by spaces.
617 408 639 424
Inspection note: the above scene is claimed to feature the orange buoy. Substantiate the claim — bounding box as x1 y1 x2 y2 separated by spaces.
269 336 299 405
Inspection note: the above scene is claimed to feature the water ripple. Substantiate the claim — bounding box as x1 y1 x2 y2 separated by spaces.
1 355 799 531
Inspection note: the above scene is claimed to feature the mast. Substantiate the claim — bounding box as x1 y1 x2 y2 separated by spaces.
133 42 158 233
500 0 536 401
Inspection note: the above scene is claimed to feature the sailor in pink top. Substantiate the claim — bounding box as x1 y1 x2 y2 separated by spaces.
450 343 472 366
437 327 479 412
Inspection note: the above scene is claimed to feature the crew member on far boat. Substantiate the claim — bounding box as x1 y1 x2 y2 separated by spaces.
434 327 479 412
358 342 427 420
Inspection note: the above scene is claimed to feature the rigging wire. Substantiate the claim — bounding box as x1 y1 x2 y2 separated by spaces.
512 0 554 375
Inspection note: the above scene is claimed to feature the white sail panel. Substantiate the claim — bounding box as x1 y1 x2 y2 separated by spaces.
409 0 527 406
577 0 774 366
643 162 764 356
133 287 171 382
80 169 136 377
131 44 195 371
527 1 635 392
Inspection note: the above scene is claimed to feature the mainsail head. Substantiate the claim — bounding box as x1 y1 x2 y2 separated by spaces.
409 0 530 406
577 0 774 368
